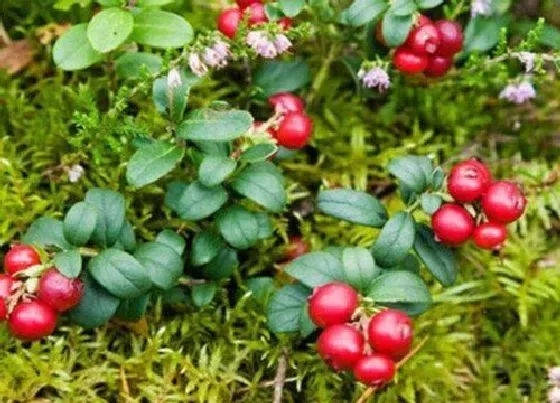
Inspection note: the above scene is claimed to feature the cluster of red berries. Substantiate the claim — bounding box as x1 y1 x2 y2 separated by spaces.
384 16 463 77
308 283 414 387
1 245 83 341
256 92 313 149
432 159 527 249
217 0 291 39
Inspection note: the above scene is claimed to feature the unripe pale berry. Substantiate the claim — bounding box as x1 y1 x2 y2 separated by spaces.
472 222 508 249
481 181 527 223
393 47 429 75
367 309 413 360
308 283 359 327
284 236 309 261
447 159 492 203
353 354 396 386
275 112 313 149
434 20 464 57
8 300 57 341
317 324 364 371
3 245 41 275
432 204 475 246
217 8 241 39
37 268 83 312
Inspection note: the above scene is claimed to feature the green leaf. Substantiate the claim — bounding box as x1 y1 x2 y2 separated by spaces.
239 144 277 163
217 206 260 250
23 218 73 250
89 249 152 298
137 0 175 5
172 181 228 221
155 230 186 256
199 156 237 187
390 0 417 16
134 242 183 290
193 141 230 157
231 162 286 213
115 295 149 321
432 166 445 190
464 15 510 53
286 251 346 288
416 0 443 8
341 0 386 27
130 10 193 48
421 193 442 215
387 156 433 194
267 284 313 334
116 52 163 80
317 189 388 228
191 231 224 267
53 249 82 278
67 272 120 328
191 283 217 307
177 109 253 142
299 303 317 337
382 10 414 47
372 212 415 268
164 181 188 213
203 248 238 280
85 188 126 248
126 141 184 187
255 212 274 240
244 277 275 304
342 247 380 293
116 221 136 252
152 70 199 122
413 224 457 286
53 24 103 70
254 59 311 98
87 8 134 53
278 0 305 17
391 253 421 274
63 202 97 247
368 270 431 305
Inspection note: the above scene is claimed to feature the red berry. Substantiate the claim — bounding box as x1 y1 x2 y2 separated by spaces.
472 222 508 249
432 204 475 246
278 17 293 30
481 181 527 224
447 159 492 203
236 0 261 10
406 23 441 55
434 20 463 57
8 300 57 341
308 283 359 327
268 92 305 114
37 268 83 312
245 3 268 26
367 309 413 360
217 8 241 39
393 47 429 74
353 354 396 386
3 245 41 276
425 55 453 77
284 236 309 261
317 324 364 371
416 15 432 27
275 112 313 149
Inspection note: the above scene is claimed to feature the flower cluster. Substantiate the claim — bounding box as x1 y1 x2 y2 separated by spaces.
549 367 560 403
188 40 231 77
247 31 292 59
357 65 390 92
499 81 537 104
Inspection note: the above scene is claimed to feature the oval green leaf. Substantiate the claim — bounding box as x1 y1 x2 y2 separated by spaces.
216 206 260 250
63 202 98 247
53 23 103 71
134 241 183 290
231 162 286 213
130 10 193 48
126 141 184 187
317 189 388 228
371 212 416 268
177 109 253 142
199 155 237 187
413 224 457 286
87 8 134 53
285 251 346 288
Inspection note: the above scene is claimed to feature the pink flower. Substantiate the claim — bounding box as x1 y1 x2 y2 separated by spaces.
188 52 208 77
549 367 560 385
471 0 492 17
256 41 278 58
499 81 536 104
202 48 222 68
247 31 266 47
167 68 182 89
357 67 390 92
549 387 560 403
517 52 536 72
274 34 292 54
68 164 84 183
213 40 230 60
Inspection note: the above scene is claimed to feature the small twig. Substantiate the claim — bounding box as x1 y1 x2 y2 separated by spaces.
178 278 207 286
396 336 429 369
273 350 289 403
236 377 298 393
120 366 130 396
0 21 11 45
356 387 376 403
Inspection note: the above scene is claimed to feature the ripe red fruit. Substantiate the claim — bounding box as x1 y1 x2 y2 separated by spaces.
416 15 432 27
284 236 309 261
393 47 429 74
406 23 441 55
3 245 41 275
425 55 453 77
353 354 396 386
368 309 413 360
434 20 464 57
278 17 293 30
472 222 508 249
217 8 241 39
432 204 475 246
317 324 364 371
447 159 492 203
275 112 313 149
268 92 305 114
37 268 83 312
308 283 359 327
236 0 262 10
0 274 14 321
245 3 268 26
482 181 527 223
8 300 57 341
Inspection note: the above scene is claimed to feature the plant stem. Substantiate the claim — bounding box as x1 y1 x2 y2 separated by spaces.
178 278 207 287
79 247 99 257
356 386 376 403
273 350 289 403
